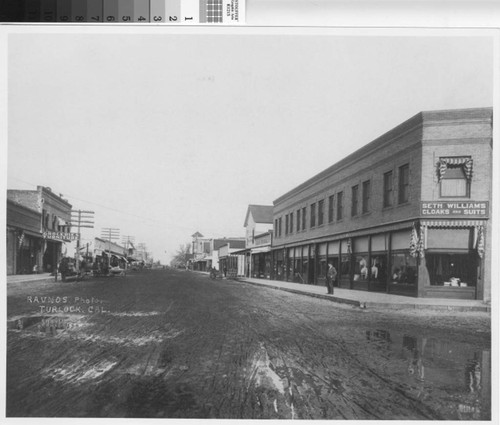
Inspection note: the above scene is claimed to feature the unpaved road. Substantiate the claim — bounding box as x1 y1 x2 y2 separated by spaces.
7 268 491 419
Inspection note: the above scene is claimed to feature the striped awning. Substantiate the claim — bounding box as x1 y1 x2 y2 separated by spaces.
438 157 473 181
421 219 484 228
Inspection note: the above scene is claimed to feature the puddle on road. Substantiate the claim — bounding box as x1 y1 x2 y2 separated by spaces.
8 313 183 346
363 329 491 420
7 314 89 336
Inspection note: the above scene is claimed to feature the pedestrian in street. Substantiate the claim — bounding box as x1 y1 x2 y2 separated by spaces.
326 262 337 294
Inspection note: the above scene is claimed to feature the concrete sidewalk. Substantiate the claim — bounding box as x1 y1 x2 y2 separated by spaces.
235 276 491 312
6 273 54 284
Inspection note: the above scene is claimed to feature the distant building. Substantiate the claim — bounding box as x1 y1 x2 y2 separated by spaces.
271 108 492 301
191 231 211 271
7 186 72 275
218 238 246 277
242 205 274 278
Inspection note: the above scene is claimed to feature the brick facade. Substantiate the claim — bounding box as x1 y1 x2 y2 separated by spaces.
271 108 492 302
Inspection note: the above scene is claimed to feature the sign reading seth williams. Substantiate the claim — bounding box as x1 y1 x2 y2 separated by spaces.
420 201 489 217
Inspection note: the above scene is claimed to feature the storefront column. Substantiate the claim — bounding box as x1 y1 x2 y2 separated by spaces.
386 233 392 293
314 243 319 285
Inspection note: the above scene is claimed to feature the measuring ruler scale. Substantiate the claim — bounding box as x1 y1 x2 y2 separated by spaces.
0 0 244 24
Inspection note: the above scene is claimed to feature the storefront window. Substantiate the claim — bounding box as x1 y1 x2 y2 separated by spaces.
371 254 388 283
318 258 327 279
353 254 369 281
340 254 350 279
302 259 309 283
426 253 477 287
265 253 271 278
390 252 417 284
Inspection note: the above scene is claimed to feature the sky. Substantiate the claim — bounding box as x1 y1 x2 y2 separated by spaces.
4 28 495 264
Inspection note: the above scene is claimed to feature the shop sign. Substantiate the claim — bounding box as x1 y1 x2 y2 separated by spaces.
43 231 79 241
421 201 488 217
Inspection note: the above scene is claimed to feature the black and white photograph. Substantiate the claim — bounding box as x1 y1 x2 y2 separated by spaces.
1 4 498 422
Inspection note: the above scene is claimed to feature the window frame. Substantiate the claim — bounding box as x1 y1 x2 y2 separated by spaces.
328 195 335 223
439 165 470 198
362 180 371 214
351 185 359 217
337 191 344 220
318 199 324 226
310 203 316 228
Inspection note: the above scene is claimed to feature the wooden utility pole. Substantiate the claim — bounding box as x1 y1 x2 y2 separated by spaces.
101 228 120 268
70 210 95 273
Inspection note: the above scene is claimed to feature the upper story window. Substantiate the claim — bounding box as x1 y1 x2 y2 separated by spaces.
310 203 316 228
351 185 359 216
278 217 282 237
289 212 294 234
362 180 371 214
438 157 472 198
296 209 301 231
302 207 306 230
285 214 289 235
383 171 393 207
337 191 344 220
318 199 324 226
274 219 278 237
328 195 334 223
398 164 410 204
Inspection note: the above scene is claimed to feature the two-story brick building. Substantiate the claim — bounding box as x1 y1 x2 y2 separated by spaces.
271 108 492 301
7 186 73 274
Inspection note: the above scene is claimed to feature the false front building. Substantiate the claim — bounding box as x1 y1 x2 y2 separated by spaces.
271 107 492 301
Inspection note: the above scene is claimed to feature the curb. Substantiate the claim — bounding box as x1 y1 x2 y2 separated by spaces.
237 279 490 312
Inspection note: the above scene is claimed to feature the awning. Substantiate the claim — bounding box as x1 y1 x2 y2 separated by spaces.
251 246 271 254
21 229 43 238
421 219 485 228
438 157 473 181
111 254 128 262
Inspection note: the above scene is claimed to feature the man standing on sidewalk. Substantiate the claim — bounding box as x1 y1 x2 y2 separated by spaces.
326 263 337 295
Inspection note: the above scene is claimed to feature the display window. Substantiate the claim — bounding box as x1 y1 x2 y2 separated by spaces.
353 254 369 282
371 253 388 283
302 259 309 283
318 257 327 279
426 253 477 287
390 251 417 285
340 254 350 279
264 253 272 278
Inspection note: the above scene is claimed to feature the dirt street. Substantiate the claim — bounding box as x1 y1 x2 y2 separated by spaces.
6 268 491 419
